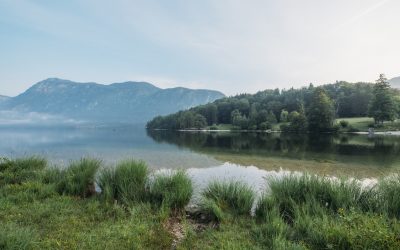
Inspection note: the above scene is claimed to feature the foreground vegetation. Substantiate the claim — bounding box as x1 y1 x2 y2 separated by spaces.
1 157 399 249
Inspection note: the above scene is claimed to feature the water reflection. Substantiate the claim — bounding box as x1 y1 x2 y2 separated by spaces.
147 130 400 176
1 125 399 178
0 126 219 168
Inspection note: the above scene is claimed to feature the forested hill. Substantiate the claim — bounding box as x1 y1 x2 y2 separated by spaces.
147 80 400 130
0 78 225 123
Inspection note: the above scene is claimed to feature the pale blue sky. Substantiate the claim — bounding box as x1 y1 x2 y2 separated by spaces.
0 0 399 96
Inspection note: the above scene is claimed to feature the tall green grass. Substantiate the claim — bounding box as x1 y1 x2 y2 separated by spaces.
376 174 400 218
264 174 365 219
202 180 255 216
260 173 400 221
0 157 47 187
0 223 38 250
98 160 149 204
1 156 400 249
97 161 193 211
149 170 193 212
289 208 400 249
251 214 291 247
253 174 400 249
56 158 100 197
255 195 280 222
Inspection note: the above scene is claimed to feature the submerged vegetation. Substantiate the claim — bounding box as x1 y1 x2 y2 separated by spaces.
1 156 400 249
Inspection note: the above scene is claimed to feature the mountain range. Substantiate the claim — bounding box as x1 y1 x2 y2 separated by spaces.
0 95 10 102
0 78 225 124
389 76 400 89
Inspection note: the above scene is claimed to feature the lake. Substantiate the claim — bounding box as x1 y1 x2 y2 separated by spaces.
1 124 399 190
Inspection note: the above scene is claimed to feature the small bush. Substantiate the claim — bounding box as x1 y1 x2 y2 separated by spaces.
209 125 219 130
202 181 255 216
259 122 271 130
339 120 349 128
98 160 149 205
149 170 193 211
56 158 100 198
0 223 38 250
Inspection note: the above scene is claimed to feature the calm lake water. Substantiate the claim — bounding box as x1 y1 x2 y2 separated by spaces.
1 124 399 189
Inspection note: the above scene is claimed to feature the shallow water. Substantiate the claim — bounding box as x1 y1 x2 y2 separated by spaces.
1 124 399 185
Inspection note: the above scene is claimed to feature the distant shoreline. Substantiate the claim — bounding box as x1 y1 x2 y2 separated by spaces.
155 128 400 135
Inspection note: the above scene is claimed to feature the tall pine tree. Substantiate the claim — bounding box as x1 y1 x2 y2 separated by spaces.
368 74 397 124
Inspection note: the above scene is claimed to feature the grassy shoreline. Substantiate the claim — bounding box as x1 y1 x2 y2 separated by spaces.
176 117 400 133
1 157 399 249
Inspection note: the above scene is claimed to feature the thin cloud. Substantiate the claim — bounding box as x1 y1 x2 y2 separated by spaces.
0 1 399 96
331 0 391 33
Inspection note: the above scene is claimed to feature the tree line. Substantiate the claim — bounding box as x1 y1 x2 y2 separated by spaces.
147 74 400 132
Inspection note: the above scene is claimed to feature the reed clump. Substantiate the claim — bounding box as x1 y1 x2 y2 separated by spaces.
201 180 255 217
55 158 100 197
149 170 193 212
98 160 149 205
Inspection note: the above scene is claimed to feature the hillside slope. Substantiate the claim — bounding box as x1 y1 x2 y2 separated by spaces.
389 76 400 89
0 78 225 123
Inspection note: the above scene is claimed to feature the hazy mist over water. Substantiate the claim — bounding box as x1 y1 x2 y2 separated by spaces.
0 110 80 126
0 125 219 169
1 124 399 179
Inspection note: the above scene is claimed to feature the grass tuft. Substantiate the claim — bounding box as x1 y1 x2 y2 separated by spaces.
0 223 38 250
56 158 100 198
198 198 225 222
255 194 280 222
98 160 149 205
376 174 400 218
149 170 193 212
201 180 255 216
0 157 47 187
268 174 366 215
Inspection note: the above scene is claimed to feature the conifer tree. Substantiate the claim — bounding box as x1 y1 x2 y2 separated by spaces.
368 74 397 124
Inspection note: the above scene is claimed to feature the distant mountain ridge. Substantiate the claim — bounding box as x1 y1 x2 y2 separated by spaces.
389 76 400 89
0 95 9 102
0 78 225 123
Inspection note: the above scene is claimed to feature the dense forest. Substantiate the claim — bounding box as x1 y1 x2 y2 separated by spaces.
147 77 400 132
